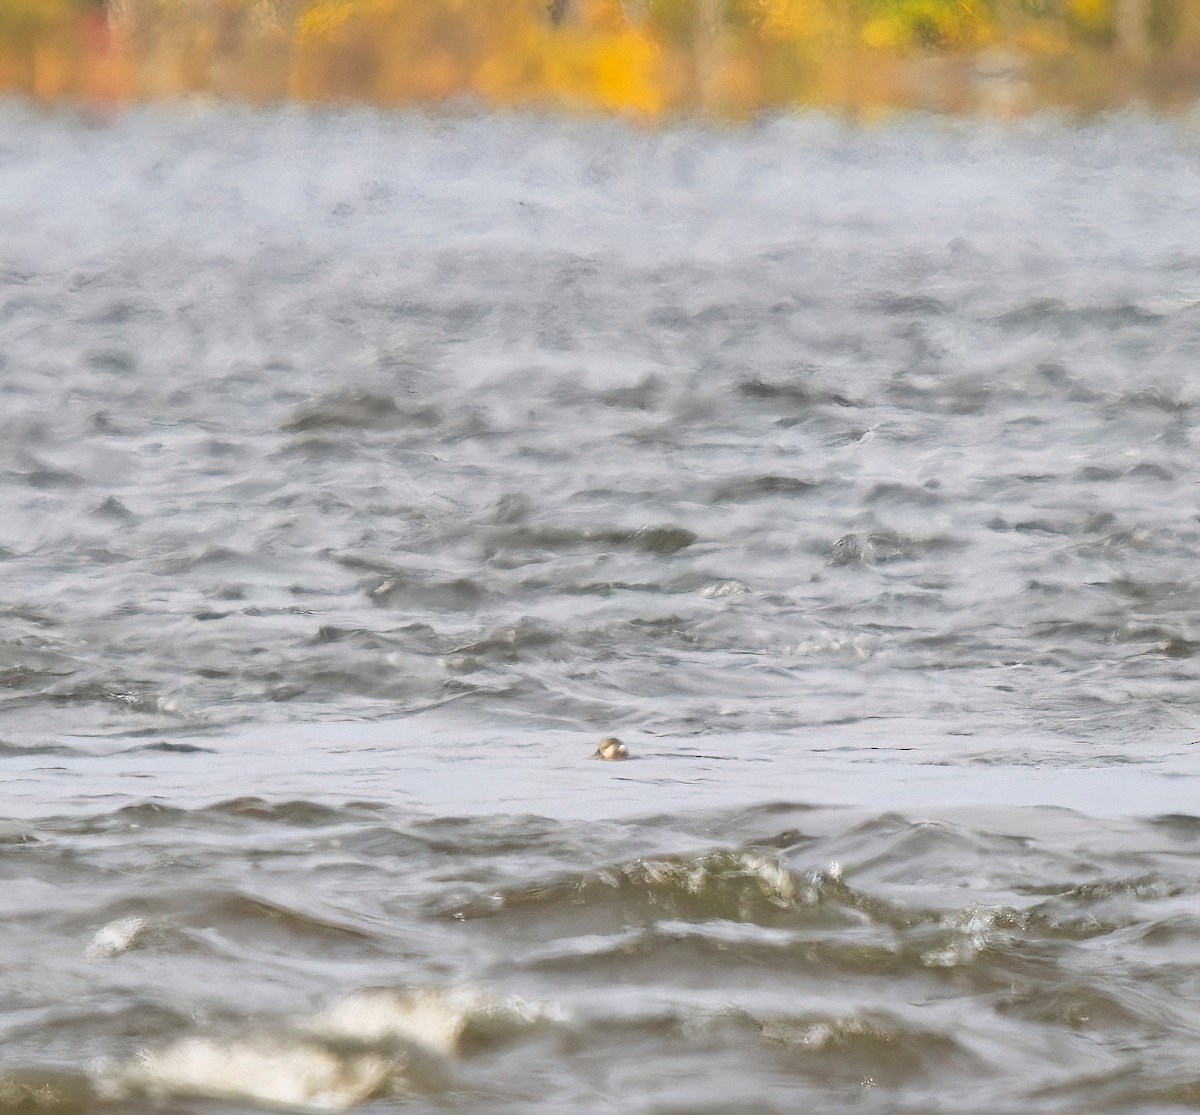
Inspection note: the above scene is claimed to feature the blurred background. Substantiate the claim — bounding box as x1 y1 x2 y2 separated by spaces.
5 0 1200 116
6 0 1200 1111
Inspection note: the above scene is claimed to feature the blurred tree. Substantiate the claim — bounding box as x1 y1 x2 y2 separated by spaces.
0 0 77 94
861 0 994 49
1114 0 1147 52
1065 0 1114 43
0 0 1197 110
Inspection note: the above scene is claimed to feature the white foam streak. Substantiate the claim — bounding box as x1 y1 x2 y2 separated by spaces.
113 1036 395 1112
100 984 565 1111
314 986 567 1055
85 915 159 960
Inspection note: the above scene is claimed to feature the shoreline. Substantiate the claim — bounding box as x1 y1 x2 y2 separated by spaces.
4 3 1200 119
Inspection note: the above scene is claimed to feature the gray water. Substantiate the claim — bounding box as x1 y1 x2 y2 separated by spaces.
3 100 1200 1113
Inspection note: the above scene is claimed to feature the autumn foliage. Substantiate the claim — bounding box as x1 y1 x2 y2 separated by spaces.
3 0 1200 114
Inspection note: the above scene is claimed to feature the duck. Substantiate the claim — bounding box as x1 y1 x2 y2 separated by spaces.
594 736 630 761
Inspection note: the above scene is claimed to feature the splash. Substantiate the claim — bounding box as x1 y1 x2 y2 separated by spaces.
111 1034 396 1111
85 915 164 959
100 984 565 1110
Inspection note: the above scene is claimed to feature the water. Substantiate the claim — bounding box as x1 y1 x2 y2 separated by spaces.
2 99 1200 1112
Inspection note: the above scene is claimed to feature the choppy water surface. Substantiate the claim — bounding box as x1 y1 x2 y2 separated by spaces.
3 101 1200 1113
